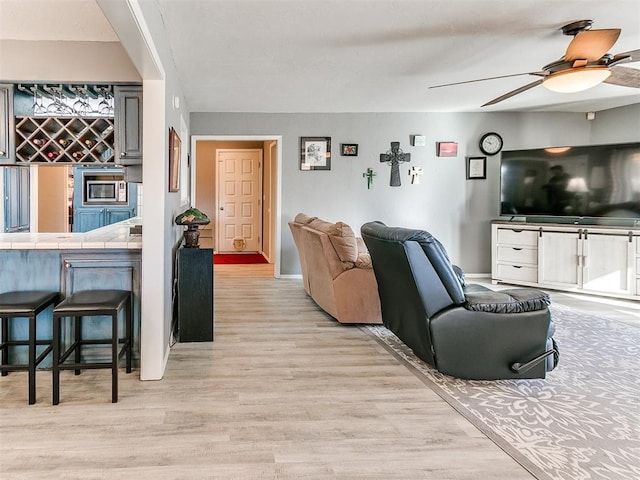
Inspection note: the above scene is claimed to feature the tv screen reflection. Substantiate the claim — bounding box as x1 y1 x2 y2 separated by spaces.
500 143 640 219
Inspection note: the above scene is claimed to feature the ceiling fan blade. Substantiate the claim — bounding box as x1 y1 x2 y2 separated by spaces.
604 66 640 88
482 79 544 107
609 48 640 66
565 29 621 61
429 71 545 89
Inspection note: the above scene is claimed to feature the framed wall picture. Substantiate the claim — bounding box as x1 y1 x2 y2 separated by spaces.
411 135 426 147
436 141 458 157
341 143 358 156
467 156 487 180
169 127 181 192
300 137 331 170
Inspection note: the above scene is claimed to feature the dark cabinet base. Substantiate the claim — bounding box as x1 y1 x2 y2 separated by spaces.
177 247 213 342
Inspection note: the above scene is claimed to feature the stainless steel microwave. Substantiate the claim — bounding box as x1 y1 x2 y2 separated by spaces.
85 180 127 204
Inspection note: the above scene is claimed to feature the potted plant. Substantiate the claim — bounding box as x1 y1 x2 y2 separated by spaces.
175 207 210 248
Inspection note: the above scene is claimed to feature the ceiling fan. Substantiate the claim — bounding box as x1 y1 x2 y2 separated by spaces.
430 20 640 107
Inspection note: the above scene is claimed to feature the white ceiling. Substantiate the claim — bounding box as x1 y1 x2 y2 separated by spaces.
1 0 639 113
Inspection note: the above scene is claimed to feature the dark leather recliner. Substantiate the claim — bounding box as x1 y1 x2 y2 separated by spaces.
361 221 559 380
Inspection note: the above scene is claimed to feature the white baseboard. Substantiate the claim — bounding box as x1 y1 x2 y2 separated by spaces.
465 273 491 279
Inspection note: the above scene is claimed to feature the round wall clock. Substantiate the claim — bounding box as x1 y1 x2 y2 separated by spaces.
479 132 503 156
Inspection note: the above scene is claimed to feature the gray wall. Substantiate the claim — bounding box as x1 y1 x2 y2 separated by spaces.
191 105 640 275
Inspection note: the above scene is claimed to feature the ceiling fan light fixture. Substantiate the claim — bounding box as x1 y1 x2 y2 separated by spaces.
544 146 571 154
542 67 611 93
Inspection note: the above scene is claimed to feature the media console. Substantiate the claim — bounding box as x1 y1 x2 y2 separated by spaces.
491 221 640 300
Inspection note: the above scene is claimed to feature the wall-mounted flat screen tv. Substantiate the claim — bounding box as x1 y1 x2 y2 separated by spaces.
500 142 640 220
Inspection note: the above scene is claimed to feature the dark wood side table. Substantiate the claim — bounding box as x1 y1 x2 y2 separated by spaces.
177 246 214 342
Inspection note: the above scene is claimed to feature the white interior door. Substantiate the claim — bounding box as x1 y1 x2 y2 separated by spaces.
216 149 262 253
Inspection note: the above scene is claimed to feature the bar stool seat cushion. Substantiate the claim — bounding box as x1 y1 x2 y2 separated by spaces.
54 290 130 315
0 291 60 315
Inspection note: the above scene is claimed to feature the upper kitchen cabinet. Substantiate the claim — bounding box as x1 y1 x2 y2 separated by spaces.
114 86 143 165
0 84 15 163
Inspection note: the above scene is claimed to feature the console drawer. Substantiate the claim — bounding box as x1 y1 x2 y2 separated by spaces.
496 264 537 283
496 228 538 247
496 246 537 265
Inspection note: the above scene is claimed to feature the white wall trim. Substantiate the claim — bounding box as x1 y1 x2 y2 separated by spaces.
119 2 169 381
126 0 166 79
192 134 283 278
139 79 167 381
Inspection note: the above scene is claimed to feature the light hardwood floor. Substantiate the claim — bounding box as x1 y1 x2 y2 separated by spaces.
4 264 636 479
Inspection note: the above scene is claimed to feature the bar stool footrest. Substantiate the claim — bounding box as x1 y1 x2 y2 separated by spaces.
57 362 117 370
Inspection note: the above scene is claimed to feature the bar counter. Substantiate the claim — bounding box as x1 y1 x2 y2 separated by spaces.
0 217 142 250
0 218 142 367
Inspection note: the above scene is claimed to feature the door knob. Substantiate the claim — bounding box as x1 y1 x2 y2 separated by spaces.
120 152 126 157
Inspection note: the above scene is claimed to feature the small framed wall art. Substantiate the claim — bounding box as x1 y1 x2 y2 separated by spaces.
467 156 487 180
300 137 331 170
341 143 358 156
168 127 181 192
436 141 458 157
411 135 426 147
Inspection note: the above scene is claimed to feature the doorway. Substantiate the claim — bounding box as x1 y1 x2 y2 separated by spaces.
192 135 282 277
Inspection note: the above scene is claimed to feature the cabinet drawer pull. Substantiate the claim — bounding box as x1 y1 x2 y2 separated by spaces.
512 265 522 269
120 152 127 157
512 247 523 251
0 151 5 156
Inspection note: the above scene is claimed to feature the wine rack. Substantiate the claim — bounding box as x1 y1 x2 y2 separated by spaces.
15 116 115 164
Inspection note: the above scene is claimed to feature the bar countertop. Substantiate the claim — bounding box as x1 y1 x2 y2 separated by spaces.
0 217 142 250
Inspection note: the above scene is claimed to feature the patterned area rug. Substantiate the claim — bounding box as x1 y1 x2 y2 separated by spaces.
364 305 640 480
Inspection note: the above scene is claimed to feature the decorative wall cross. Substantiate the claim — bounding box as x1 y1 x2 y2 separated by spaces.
363 168 377 189
380 141 410 186
409 166 424 184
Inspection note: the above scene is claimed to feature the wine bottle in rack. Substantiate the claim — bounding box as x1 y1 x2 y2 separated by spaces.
58 138 70 147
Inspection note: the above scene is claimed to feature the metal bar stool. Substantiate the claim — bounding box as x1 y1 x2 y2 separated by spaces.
0 291 60 405
52 290 132 404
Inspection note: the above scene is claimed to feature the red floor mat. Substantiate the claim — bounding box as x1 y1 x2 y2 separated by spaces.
213 253 268 265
